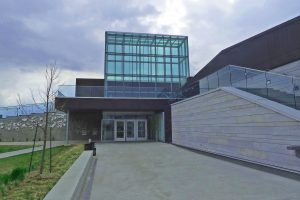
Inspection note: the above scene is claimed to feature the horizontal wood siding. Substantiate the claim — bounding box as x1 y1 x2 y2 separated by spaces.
172 90 300 172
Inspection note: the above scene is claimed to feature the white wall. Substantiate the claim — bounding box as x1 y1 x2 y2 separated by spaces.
172 89 300 173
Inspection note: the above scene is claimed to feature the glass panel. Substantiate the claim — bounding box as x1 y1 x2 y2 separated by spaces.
124 45 130 53
171 47 178 55
126 121 134 138
116 45 122 53
138 121 146 138
141 63 148 75
166 64 171 76
199 77 209 94
208 72 218 90
108 44 114 52
107 62 115 74
165 47 171 55
107 54 115 61
124 56 130 61
245 68 267 97
157 47 164 55
124 62 132 75
230 66 246 88
218 66 230 87
116 62 122 74
116 121 124 138
115 55 122 61
157 56 164 62
172 64 179 76
102 120 114 141
266 73 295 108
293 78 300 109
157 63 164 76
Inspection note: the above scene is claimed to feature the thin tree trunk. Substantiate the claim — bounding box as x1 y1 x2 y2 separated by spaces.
39 98 49 174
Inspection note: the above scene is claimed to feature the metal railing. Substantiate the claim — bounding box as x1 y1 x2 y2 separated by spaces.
57 85 183 99
0 103 54 118
183 65 300 109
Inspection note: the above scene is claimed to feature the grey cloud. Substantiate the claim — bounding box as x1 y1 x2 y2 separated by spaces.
0 0 158 73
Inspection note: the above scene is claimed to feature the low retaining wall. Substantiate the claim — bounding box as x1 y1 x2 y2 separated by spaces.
44 150 94 200
172 88 300 173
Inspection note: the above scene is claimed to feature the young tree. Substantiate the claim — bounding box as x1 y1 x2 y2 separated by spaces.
38 63 59 174
18 63 60 175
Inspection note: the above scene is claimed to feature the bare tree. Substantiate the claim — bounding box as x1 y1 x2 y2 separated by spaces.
18 62 60 175
39 63 60 174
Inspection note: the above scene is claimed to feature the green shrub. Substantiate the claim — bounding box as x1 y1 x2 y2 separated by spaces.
10 168 26 181
0 174 10 185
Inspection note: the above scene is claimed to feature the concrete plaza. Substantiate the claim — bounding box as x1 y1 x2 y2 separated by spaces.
89 142 300 200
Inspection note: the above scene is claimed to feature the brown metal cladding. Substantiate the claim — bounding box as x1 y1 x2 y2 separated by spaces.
76 78 104 86
55 97 170 112
191 15 300 84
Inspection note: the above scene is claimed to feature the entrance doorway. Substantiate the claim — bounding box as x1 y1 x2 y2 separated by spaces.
114 120 147 141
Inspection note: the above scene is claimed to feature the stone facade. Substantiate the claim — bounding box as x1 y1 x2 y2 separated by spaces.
172 89 300 173
0 112 66 142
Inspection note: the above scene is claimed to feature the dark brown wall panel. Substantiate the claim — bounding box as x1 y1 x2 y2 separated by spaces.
191 16 300 84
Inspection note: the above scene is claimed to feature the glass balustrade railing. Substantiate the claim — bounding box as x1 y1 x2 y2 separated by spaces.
56 65 300 109
183 65 300 110
57 85 183 99
0 103 54 118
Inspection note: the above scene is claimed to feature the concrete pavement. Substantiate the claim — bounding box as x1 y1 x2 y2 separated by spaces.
89 142 300 200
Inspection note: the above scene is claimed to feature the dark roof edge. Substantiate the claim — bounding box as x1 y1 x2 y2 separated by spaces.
191 15 300 81
221 15 300 54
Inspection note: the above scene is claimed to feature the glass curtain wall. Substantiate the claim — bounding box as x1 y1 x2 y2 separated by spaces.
104 31 189 97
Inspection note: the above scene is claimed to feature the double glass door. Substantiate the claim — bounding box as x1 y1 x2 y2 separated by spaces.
114 120 147 141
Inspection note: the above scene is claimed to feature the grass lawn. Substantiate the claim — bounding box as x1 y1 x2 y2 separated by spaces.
0 145 33 154
0 144 84 199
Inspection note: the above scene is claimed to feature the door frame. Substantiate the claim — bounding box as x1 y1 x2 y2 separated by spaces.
125 120 135 141
136 120 147 141
114 120 125 141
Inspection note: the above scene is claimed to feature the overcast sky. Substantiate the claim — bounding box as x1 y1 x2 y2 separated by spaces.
0 0 299 106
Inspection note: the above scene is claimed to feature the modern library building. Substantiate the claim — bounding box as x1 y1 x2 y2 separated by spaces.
56 31 189 142
56 16 300 173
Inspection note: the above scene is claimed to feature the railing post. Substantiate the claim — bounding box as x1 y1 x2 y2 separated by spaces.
292 77 297 109
264 72 269 97
229 66 232 86
217 71 220 88
207 77 209 92
245 69 247 89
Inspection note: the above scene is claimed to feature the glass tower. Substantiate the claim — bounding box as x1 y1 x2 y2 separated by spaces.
104 31 189 98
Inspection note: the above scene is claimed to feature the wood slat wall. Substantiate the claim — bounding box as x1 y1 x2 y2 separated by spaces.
172 90 300 172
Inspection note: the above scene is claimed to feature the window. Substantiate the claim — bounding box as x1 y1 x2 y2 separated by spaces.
165 47 171 55
171 47 178 56
116 62 122 74
157 47 164 55
116 45 122 53
124 45 130 53
166 64 171 76
108 44 114 52
124 62 132 75
172 64 179 75
107 62 115 74
157 63 164 76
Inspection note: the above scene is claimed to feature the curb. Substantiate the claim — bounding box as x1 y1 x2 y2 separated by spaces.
44 150 94 200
